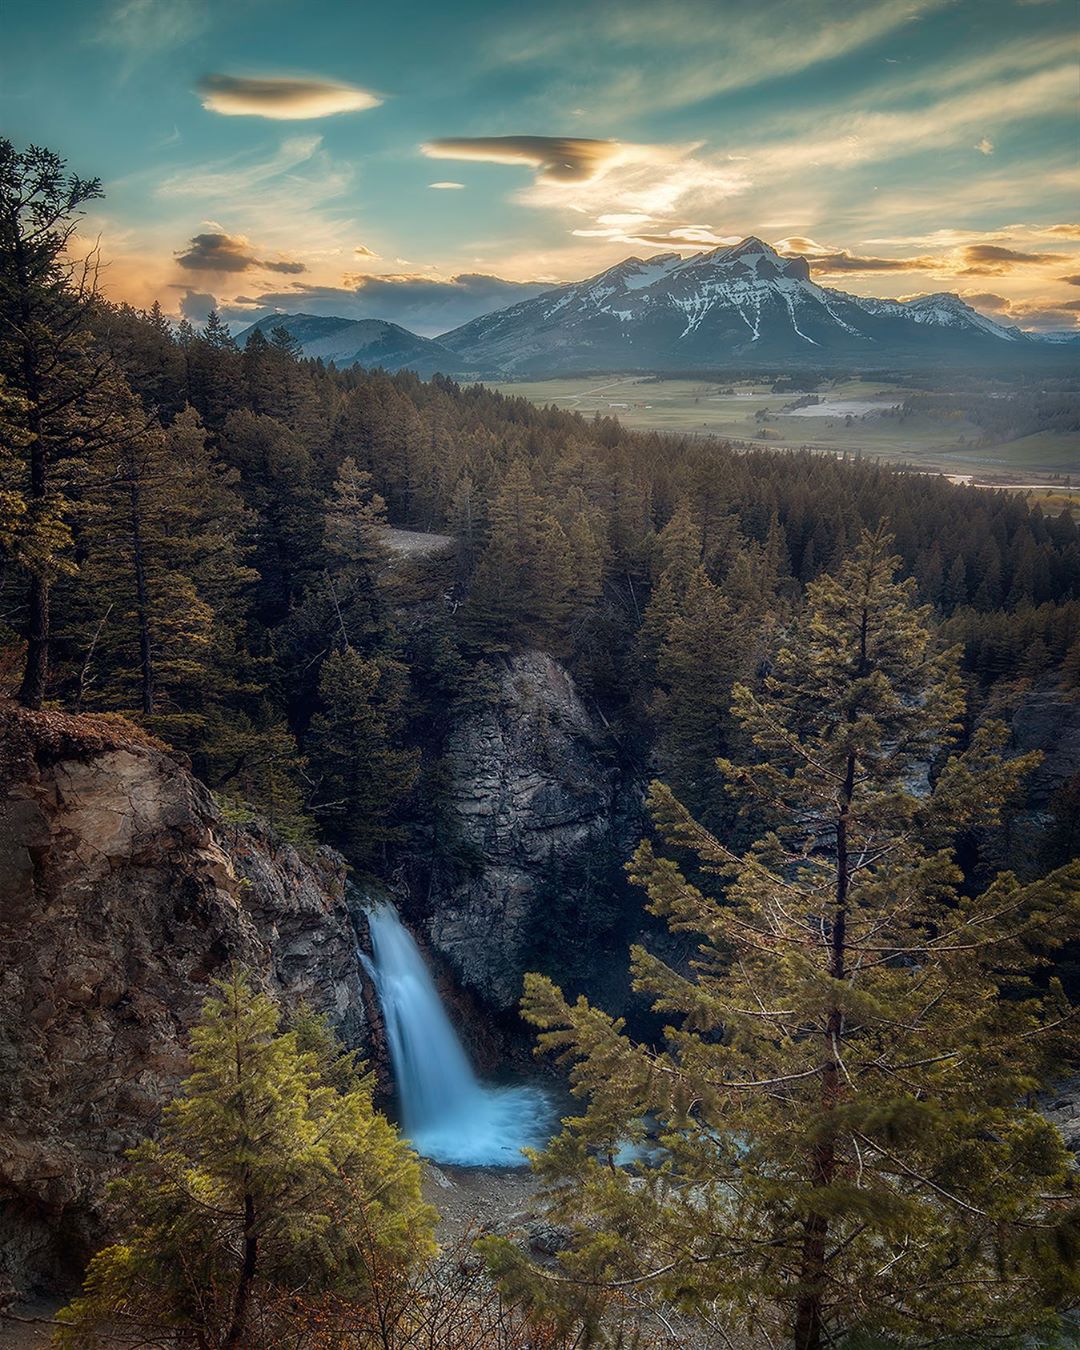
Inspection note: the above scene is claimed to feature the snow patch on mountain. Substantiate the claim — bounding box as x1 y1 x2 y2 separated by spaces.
437 237 1046 373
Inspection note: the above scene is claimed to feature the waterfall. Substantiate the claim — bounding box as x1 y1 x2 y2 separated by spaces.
361 901 553 1167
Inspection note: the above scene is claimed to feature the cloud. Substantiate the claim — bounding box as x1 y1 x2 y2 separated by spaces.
521 142 750 222
959 291 1011 311
178 289 217 323
865 223 1080 246
223 272 555 336
1063 275 1080 286
490 0 954 113
422 137 621 184
957 242 1069 273
197 74 382 120
572 221 740 250
354 244 379 258
777 236 942 272
156 136 327 200
95 0 207 53
429 181 465 190
176 231 307 275
747 63 1077 178
957 288 1080 330
964 244 1063 264
975 137 995 155
148 137 359 265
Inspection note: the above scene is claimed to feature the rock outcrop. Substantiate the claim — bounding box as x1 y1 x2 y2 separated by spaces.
1009 687 1080 806
424 652 637 1012
0 705 366 1301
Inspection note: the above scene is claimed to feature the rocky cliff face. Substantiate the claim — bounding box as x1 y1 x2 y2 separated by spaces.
0 705 366 1301
1009 687 1080 806
423 652 638 1013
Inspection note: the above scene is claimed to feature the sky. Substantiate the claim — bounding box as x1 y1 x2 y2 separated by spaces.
3 0 1078 336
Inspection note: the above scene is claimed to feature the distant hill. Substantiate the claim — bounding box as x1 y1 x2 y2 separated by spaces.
436 237 1069 375
235 313 464 376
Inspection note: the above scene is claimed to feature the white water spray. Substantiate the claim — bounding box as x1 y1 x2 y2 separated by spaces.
361 901 553 1167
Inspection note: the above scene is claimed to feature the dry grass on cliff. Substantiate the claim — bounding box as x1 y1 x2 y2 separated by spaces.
0 697 172 776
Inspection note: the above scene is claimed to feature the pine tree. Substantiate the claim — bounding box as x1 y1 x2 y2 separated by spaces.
68 404 256 747
650 565 744 823
206 704 313 847
218 409 321 628
463 461 572 651
55 970 436 1348
637 502 704 674
306 647 419 866
0 138 104 707
186 309 241 430
491 529 1080 1350
321 455 389 652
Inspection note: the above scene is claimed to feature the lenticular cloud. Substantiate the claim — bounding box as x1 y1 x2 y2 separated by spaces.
198 75 382 120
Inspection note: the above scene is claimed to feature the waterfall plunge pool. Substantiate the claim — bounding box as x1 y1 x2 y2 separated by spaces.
361 902 556 1168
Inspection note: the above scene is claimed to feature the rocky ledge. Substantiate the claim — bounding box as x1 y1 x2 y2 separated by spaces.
0 704 366 1302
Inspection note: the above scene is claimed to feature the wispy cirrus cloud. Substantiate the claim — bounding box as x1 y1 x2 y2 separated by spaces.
155 135 328 199
148 136 359 263
520 142 749 218
572 221 741 249
94 0 208 54
176 231 306 274
864 223 1080 246
746 63 1077 178
197 74 382 120
489 0 953 113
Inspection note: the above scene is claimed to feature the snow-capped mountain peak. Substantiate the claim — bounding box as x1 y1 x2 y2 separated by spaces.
437 238 1042 374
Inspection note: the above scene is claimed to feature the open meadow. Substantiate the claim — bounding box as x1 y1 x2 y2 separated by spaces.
487 374 1080 491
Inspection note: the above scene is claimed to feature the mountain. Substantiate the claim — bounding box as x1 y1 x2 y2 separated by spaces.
235 313 464 375
437 237 1043 374
1032 329 1080 345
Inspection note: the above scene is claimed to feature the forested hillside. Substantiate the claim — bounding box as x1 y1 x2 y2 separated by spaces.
2 148 1078 882
3 141 1080 1349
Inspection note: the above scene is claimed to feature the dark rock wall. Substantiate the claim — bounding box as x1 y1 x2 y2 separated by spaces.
423 651 641 1014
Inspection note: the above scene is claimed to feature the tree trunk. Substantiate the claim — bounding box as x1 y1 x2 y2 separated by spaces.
14 230 49 710
223 1187 257 1349
128 463 154 715
18 572 50 710
793 743 856 1348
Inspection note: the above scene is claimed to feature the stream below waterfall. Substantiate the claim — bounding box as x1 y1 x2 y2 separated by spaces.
361 901 556 1167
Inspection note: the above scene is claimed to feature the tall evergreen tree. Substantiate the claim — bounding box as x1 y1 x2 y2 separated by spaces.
650 564 745 823
321 455 389 652
491 529 1080 1350
56 971 435 1348
69 404 255 745
0 138 103 706
463 460 572 651
306 647 419 866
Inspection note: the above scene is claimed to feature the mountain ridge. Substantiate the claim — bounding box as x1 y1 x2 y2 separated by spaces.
437 236 1042 373
235 312 465 376
236 239 1073 375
